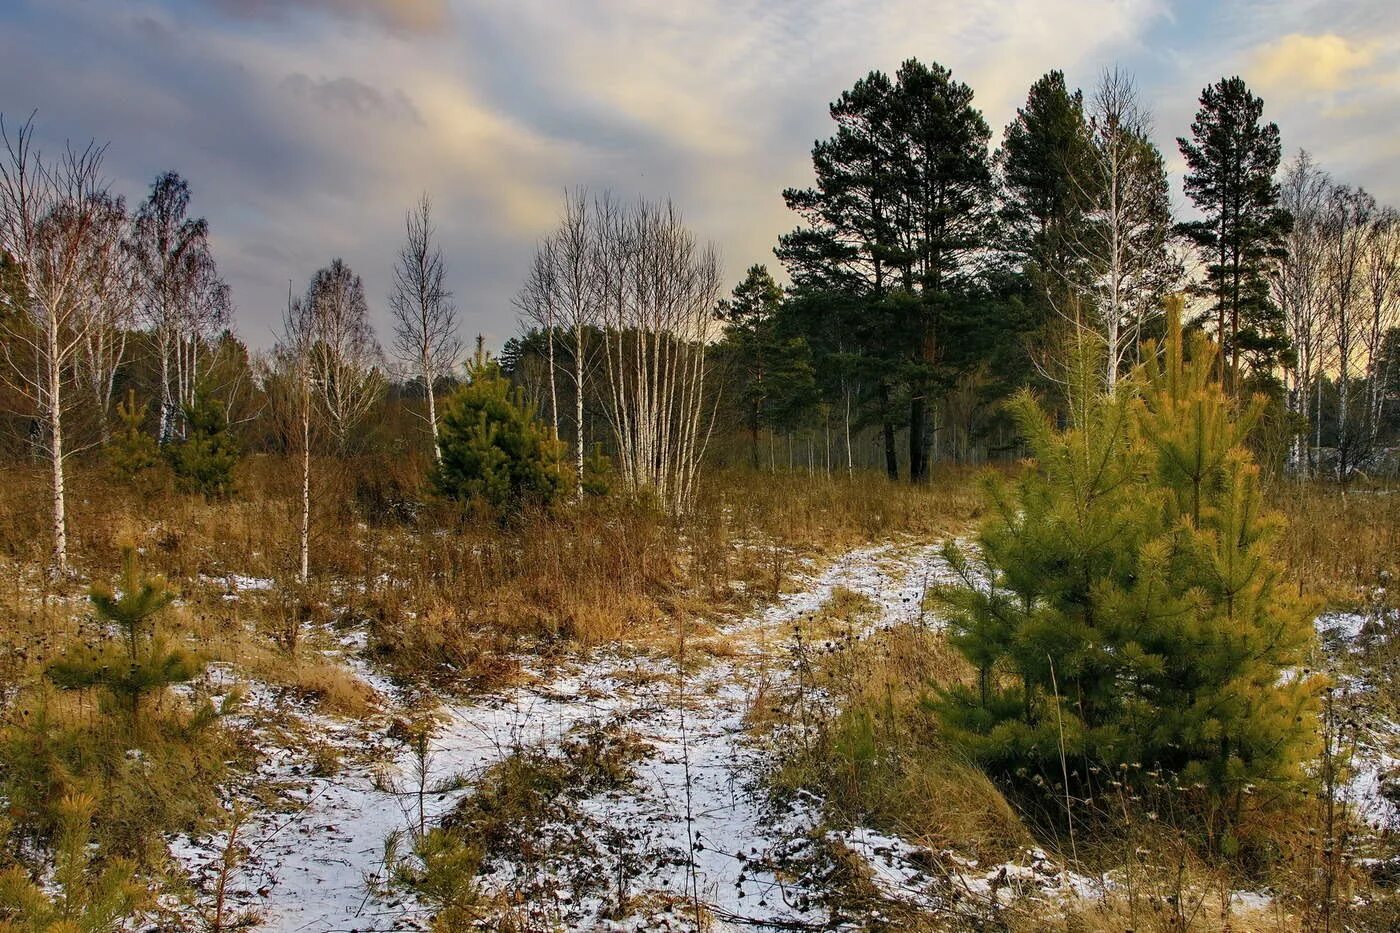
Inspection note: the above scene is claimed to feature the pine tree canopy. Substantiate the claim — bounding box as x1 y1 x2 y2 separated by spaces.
997 69 1093 285
165 391 239 498
1178 77 1292 382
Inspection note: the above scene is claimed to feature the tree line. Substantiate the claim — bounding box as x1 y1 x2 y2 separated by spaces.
684 63 1397 481
3 59 1399 573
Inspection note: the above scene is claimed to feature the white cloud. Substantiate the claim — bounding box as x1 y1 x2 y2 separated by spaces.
1250 33 1379 95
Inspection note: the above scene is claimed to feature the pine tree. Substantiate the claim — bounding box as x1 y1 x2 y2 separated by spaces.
434 348 565 512
107 390 162 482
997 70 1094 302
934 299 1317 849
1131 305 1316 848
47 547 204 723
581 442 612 498
1178 77 1292 387
717 265 818 467
0 792 142 927
934 334 1148 772
164 390 239 498
779 59 995 481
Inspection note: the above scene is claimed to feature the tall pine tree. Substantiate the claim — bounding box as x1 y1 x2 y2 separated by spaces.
1178 77 1292 388
779 59 994 481
997 70 1094 305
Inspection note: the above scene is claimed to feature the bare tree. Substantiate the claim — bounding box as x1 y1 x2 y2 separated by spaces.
1321 184 1374 482
131 171 229 441
1066 68 1178 390
388 194 459 460
0 114 110 575
518 188 602 497
76 192 135 443
303 259 384 452
273 285 315 584
1361 207 1400 448
596 196 721 514
1272 151 1332 476
515 234 561 445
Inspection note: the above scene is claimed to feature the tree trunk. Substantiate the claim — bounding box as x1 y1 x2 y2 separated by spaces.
750 411 760 470
48 314 67 578
158 337 173 444
879 382 898 481
844 380 853 477
909 394 927 483
426 364 441 462
299 393 311 585
546 321 559 444
575 333 585 498
882 422 898 481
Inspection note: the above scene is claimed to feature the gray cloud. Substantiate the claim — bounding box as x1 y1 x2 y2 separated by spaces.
5 0 1399 354
206 0 450 35
280 74 422 124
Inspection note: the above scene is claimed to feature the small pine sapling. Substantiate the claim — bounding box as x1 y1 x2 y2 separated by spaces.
933 299 1319 853
434 348 565 512
47 546 205 724
581 442 613 498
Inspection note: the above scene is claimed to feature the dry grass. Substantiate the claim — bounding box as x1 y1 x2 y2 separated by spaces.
1269 478 1399 610
1019 889 1304 932
0 452 985 923
797 585 879 641
770 613 1030 864
0 456 985 694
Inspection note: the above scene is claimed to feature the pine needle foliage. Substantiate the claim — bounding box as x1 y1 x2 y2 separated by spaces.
434 349 565 512
46 548 204 723
933 299 1318 850
106 391 161 483
0 792 143 931
164 391 239 498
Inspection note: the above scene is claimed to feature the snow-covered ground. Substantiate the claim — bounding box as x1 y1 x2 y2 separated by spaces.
1316 608 1400 834
169 548 1397 931
171 541 961 931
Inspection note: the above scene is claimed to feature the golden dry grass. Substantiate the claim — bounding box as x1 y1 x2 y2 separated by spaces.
0 456 986 696
1269 478 1399 610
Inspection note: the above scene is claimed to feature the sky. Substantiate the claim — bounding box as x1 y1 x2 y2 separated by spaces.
3 0 1398 351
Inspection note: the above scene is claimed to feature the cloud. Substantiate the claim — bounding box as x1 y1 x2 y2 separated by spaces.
8 0 1400 352
206 0 450 35
1249 33 1379 94
280 74 422 124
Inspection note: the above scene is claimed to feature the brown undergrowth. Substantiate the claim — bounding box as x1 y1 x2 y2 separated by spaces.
1269 478 1398 610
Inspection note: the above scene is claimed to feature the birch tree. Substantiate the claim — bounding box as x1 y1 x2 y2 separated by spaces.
1271 151 1331 475
131 172 228 442
302 259 384 452
515 234 560 445
389 194 459 460
1361 207 1400 448
1321 184 1373 482
0 114 110 576
1067 68 1177 390
596 196 721 515
519 189 602 497
273 288 315 584
76 192 135 443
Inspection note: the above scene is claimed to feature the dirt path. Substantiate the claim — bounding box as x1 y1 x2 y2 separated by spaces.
172 540 955 931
